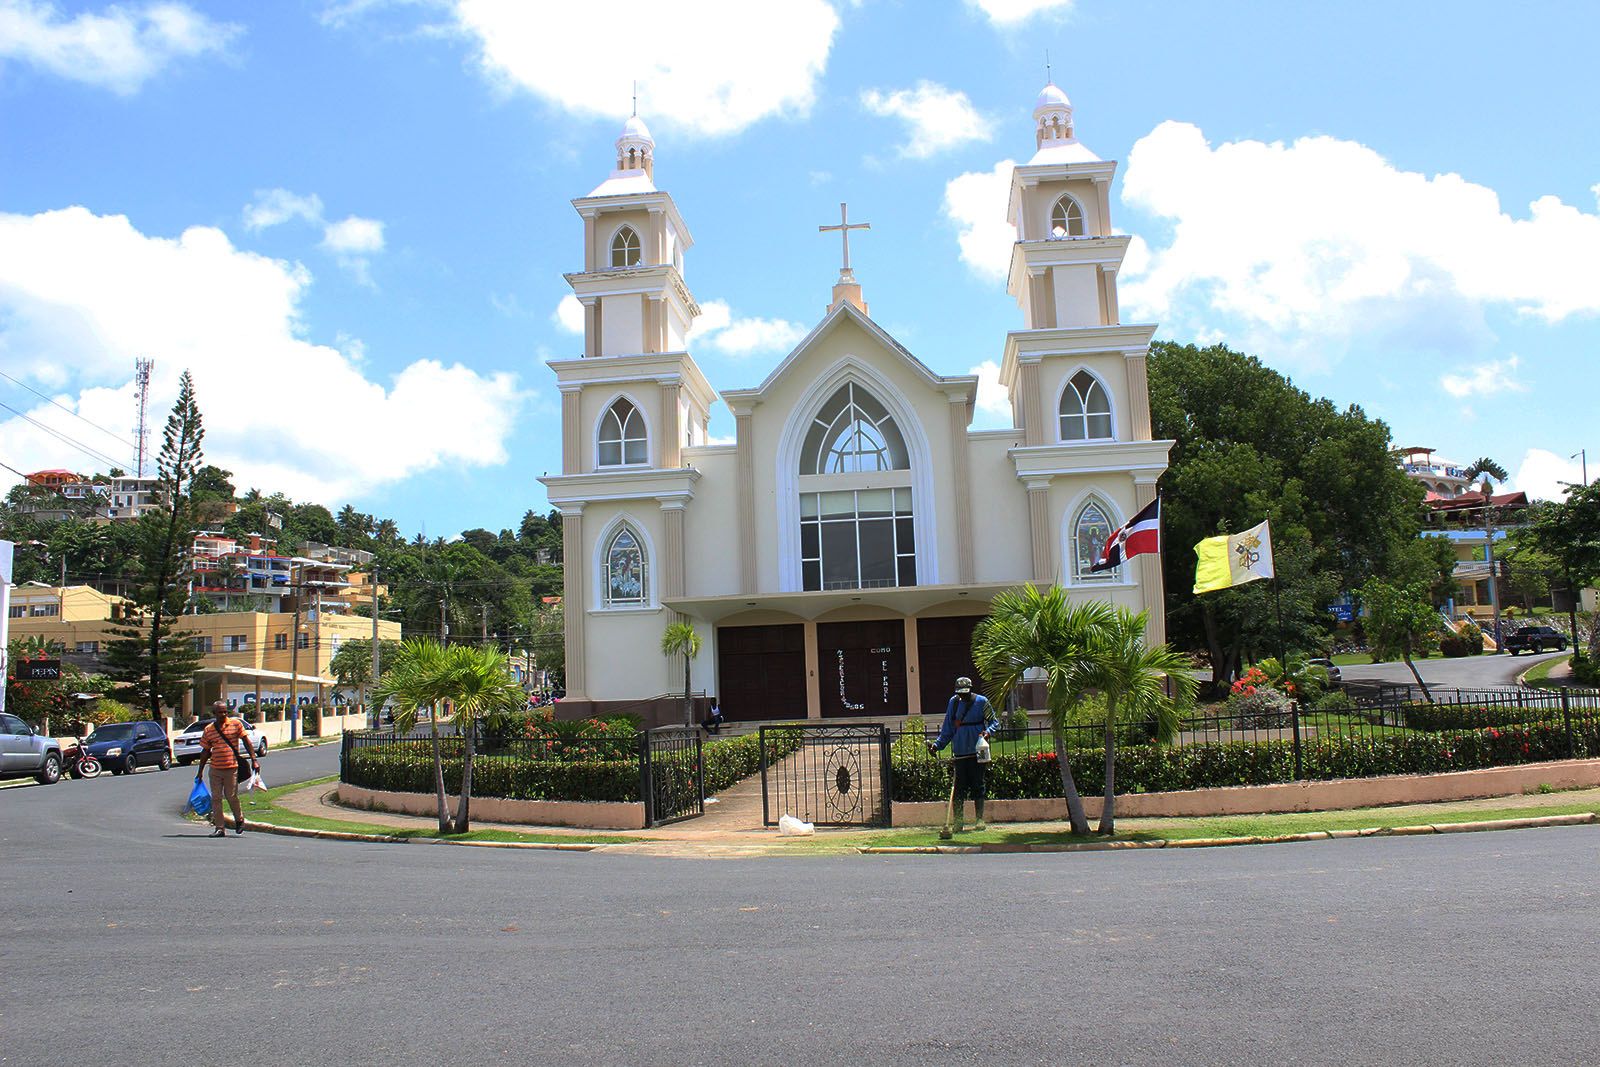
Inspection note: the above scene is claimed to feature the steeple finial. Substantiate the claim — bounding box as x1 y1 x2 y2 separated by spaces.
632 80 637 117
1045 49 1051 83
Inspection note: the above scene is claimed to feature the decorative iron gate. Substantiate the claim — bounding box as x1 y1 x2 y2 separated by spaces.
641 726 704 827
760 723 892 828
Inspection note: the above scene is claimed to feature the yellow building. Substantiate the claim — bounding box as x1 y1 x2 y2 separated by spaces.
7 584 401 714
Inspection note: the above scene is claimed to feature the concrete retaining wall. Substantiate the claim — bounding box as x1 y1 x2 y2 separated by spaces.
892 758 1600 826
338 782 645 830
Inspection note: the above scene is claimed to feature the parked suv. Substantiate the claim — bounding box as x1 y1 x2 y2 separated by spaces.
82 720 172 774
1504 626 1570 655
0 713 62 784
172 717 268 765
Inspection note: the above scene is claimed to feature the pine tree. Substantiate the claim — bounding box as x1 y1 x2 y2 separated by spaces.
102 371 208 718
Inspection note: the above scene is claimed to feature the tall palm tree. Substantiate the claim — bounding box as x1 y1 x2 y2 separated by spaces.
971 585 1115 836
660 621 702 726
1069 608 1197 835
1462 457 1509 646
371 639 523 834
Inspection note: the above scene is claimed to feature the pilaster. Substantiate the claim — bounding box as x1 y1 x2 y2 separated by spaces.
1134 477 1166 646
660 381 682 469
1124 351 1151 442
948 397 975 584
561 509 586 697
1019 361 1045 447
561 389 581 474
1026 476 1054 584
583 298 600 359
736 411 756 594
660 501 685 599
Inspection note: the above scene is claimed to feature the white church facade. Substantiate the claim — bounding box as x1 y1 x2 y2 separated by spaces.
539 85 1173 726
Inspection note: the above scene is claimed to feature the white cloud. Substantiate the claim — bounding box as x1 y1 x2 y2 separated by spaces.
451 0 839 137
1118 121 1600 361
0 0 238 93
1510 448 1588 503
0 207 525 503
689 298 805 356
1440 355 1526 399
967 0 1074 22
861 81 992 159
969 359 1011 422
943 159 1017 281
243 189 324 231
552 293 584 334
243 189 385 283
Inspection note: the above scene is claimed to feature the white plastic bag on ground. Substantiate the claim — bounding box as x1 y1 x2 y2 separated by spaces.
778 813 814 836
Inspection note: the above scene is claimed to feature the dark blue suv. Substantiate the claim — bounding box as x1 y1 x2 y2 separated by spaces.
82 721 172 775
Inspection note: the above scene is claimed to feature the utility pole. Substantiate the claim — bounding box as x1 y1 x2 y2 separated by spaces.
1482 484 1503 651
481 602 489 644
288 577 301 742
1574 449 1589 486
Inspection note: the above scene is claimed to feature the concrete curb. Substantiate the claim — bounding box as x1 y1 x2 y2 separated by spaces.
215 814 599 850
857 812 1598 854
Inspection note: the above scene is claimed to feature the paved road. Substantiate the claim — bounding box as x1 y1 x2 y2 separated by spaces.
1340 649 1566 690
6 736 1600 1065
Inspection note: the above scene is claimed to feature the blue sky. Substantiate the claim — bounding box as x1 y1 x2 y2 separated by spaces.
3 0 1597 540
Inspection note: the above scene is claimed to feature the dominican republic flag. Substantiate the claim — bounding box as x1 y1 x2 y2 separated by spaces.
1091 498 1160 572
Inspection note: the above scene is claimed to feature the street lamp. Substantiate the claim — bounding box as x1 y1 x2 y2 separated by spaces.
1573 450 1588 486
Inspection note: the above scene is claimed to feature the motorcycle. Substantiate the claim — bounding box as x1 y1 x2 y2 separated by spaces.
62 739 102 779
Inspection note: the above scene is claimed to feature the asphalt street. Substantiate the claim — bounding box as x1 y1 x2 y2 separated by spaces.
6 714 1600 1067
1339 648 1567 690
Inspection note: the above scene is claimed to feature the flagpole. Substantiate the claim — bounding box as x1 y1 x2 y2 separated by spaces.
1273 575 1287 668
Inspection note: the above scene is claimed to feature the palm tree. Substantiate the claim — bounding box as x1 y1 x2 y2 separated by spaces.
1462 457 1509 647
659 621 702 726
1069 608 1197 835
971 585 1115 836
371 638 523 834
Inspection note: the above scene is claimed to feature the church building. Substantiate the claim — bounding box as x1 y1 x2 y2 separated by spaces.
539 84 1173 726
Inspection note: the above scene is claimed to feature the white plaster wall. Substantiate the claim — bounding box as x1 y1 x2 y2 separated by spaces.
666 305 689 351
1022 178 1104 240
746 317 957 590
1037 353 1133 443
968 434 1031 583
1051 263 1101 329
1049 474 1145 611
680 448 739 597
600 293 645 357
580 501 672 700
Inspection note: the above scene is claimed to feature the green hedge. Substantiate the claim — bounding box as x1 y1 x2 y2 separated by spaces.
702 729 803 796
889 719 1599 802
1399 700 1566 732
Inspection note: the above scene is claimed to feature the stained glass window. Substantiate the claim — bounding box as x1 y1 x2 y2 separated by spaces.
605 527 647 606
1073 500 1117 582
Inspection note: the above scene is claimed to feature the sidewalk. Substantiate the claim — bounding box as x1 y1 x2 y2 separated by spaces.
264 776 1600 856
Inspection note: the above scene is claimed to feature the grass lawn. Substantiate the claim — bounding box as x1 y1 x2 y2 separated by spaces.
1522 654 1571 685
199 775 645 845
820 788 1600 851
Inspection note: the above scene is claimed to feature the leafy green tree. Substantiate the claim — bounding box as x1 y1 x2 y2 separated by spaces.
972 586 1115 835
102 371 207 718
1522 480 1600 658
1358 578 1440 700
660 621 702 726
1068 609 1196 835
371 639 523 833
1149 341 1423 690
328 637 402 705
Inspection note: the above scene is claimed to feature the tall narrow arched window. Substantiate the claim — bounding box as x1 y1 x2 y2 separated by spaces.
1072 500 1117 582
1059 370 1113 441
610 226 641 268
797 382 915 591
1050 195 1085 237
603 526 648 606
598 398 647 466
800 382 910 475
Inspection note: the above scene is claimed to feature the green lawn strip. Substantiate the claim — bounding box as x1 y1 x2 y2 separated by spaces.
193 775 644 845
1522 654 1571 686
1329 650 1449 667
828 790 1600 850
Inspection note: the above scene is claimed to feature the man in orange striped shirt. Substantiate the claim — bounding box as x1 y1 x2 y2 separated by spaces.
194 701 258 837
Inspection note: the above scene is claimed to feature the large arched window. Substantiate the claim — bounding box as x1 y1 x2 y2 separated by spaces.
800 382 910 475
598 397 647 466
1071 499 1118 582
1051 195 1085 237
797 382 915 591
603 525 648 606
1059 370 1113 442
610 226 641 268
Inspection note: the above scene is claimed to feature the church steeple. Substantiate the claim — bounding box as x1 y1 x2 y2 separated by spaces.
615 111 654 178
1033 82 1075 148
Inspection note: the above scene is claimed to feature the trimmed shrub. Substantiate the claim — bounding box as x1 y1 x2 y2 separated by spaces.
1230 686 1292 728
1004 706 1031 741
1314 690 1353 713
702 729 803 796
1399 700 1562 732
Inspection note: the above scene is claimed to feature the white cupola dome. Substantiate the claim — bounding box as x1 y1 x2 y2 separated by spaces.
1033 82 1075 148
615 113 655 178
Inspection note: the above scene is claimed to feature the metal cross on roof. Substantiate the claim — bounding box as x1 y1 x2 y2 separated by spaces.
819 202 870 278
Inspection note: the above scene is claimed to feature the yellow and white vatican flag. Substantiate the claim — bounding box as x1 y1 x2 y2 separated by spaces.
1193 520 1275 593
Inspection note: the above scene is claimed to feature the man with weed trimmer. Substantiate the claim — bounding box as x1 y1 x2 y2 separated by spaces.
927 676 998 840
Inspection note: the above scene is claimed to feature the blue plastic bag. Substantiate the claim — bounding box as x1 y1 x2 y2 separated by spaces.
187 776 212 817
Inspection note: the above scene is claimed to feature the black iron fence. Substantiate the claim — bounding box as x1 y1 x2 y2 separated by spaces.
641 726 704 826
888 687 1600 802
760 723 892 827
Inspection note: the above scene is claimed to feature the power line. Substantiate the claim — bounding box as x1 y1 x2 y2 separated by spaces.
0 399 125 471
0 369 135 451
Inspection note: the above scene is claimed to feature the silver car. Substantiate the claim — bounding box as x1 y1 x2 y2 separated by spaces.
172 718 268 764
0 712 62 784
